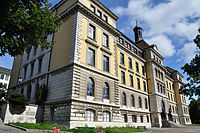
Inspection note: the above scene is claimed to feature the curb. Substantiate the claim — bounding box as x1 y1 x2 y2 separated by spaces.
6 124 28 131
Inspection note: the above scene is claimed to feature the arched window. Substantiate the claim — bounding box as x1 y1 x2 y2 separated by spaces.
139 97 142 108
87 77 94 96
103 82 109 99
131 95 135 107
122 92 126 106
103 111 110 122
145 98 148 109
86 109 95 121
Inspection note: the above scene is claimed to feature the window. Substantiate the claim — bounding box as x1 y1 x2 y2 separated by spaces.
137 78 140 90
103 111 110 122
132 115 137 122
168 92 170 100
147 115 149 123
87 77 94 96
129 75 133 87
88 24 96 40
27 84 32 101
142 66 145 75
3 83 7 88
120 53 124 65
103 55 109 72
21 88 24 94
169 83 171 90
90 5 95 13
102 33 109 47
103 82 109 99
157 83 160 92
86 109 95 121
145 98 148 109
143 81 147 92
121 71 125 84
97 10 102 17
124 114 128 122
122 92 126 106
161 72 163 80
0 74 4 79
30 62 34 77
136 62 139 72
166 81 168 88
171 94 173 101
24 66 27 79
131 95 135 107
103 15 108 22
155 68 158 77
160 84 162 94
5 75 9 80
158 71 160 79
163 86 165 94
27 50 31 60
88 48 95 66
139 97 142 108
38 57 43 73
140 116 143 123
34 47 37 55
128 57 132 69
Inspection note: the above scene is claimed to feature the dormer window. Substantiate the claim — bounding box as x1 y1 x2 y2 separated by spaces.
90 5 95 13
97 10 102 17
103 15 108 22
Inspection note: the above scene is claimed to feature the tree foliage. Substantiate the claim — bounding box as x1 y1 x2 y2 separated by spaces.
8 93 28 108
189 98 200 124
181 28 200 98
0 0 61 56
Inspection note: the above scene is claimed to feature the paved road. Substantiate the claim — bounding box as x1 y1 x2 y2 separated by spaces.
149 126 200 133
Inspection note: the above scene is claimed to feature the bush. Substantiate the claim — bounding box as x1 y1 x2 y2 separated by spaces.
8 93 28 108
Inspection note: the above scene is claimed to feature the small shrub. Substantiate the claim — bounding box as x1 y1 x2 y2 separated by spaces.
8 93 28 108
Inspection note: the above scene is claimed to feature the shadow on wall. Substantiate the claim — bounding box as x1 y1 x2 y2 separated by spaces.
9 103 26 115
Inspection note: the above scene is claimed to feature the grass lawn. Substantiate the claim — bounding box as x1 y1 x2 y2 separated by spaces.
10 122 73 132
10 122 146 133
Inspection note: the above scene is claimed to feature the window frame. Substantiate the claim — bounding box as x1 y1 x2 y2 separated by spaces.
88 24 96 40
102 33 109 48
136 62 139 72
86 109 95 121
103 15 108 22
129 75 134 87
128 57 132 69
137 78 140 90
120 53 125 65
97 10 102 18
139 96 142 108
103 82 109 99
90 5 95 13
88 48 95 66
122 92 126 106
131 95 135 107
121 71 125 84
103 111 110 122
103 55 109 72
87 77 95 97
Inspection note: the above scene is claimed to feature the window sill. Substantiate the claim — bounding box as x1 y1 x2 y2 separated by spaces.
119 64 127 70
103 99 110 103
85 38 99 48
87 96 94 101
128 69 134 74
100 47 112 55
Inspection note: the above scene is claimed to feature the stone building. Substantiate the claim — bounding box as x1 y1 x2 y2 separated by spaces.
0 66 11 89
9 0 191 128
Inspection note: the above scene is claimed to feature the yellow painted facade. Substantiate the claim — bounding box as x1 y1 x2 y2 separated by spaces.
117 48 147 92
79 16 116 76
166 78 176 102
9 56 22 88
49 16 74 71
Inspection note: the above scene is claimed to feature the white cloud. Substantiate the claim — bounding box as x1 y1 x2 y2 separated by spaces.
177 43 197 63
146 35 176 57
112 0 200 58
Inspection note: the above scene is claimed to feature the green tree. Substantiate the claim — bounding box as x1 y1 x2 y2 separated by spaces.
189 98 200 124
181 28 200 98
0 0 61 56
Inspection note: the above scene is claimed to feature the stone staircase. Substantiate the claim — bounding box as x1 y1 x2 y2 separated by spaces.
168 121 185 128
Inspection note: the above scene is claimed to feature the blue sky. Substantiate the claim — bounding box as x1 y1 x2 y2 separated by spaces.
1 0 199 99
